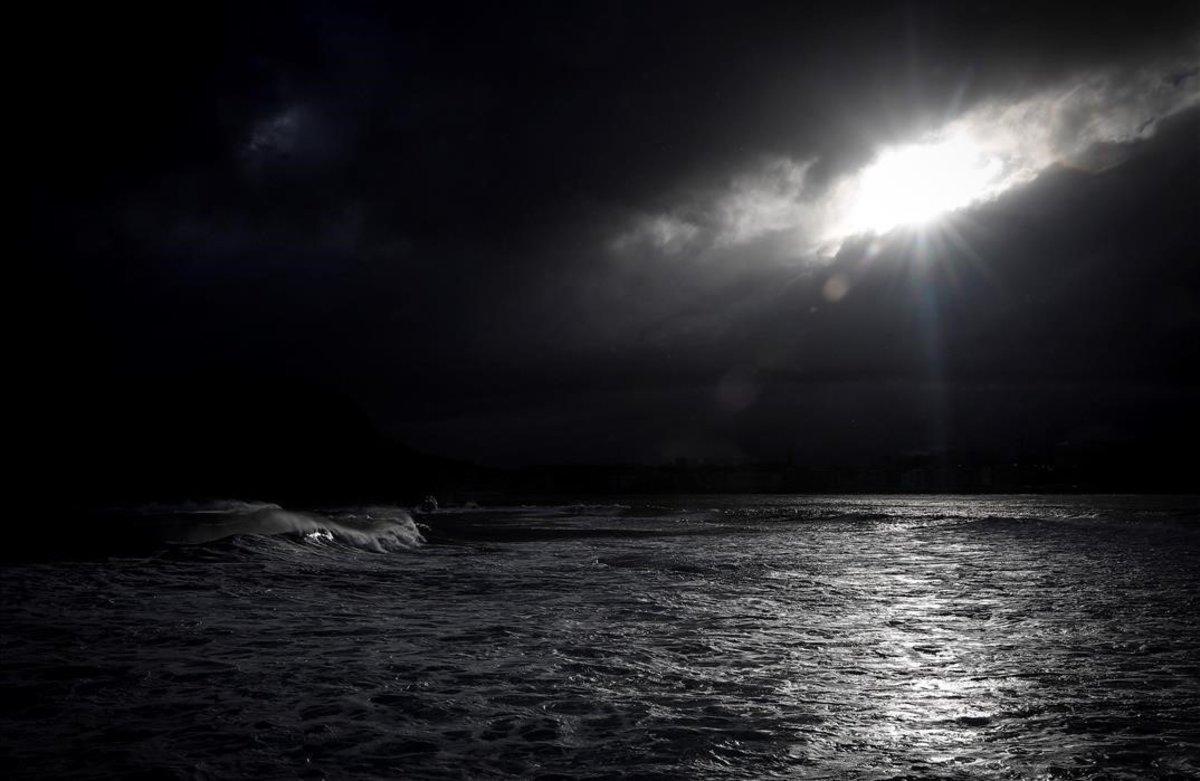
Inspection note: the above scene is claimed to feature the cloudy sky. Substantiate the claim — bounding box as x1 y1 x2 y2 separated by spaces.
32 1 1200 468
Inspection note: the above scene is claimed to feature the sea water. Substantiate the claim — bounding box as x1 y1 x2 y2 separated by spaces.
2 495 1198 778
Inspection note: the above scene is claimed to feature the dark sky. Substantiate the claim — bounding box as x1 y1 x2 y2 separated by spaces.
31 1 1200 469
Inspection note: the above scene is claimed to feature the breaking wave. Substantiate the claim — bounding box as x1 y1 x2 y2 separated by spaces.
155 502 425 552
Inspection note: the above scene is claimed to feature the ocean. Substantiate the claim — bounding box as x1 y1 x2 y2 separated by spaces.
2 495 1199 778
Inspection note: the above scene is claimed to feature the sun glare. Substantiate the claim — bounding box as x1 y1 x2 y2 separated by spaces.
842 132 1005 237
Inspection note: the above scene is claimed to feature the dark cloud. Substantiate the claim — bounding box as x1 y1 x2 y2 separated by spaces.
28 1 1200 470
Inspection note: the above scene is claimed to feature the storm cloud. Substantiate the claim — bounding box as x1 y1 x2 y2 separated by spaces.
615 56 1198 262
28 1 1200 470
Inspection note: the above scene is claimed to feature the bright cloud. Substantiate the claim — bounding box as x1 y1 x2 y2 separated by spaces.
615 58 1199 262
834 132 1012 237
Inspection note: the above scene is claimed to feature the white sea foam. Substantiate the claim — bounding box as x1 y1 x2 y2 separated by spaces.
130 501 425 552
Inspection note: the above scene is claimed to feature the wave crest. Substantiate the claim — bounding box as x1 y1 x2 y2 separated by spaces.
137 502 426 553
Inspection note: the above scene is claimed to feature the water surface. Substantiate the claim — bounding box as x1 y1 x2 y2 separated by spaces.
2 495 1198 778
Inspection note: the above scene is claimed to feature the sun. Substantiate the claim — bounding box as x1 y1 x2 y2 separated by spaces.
842 131 1006 237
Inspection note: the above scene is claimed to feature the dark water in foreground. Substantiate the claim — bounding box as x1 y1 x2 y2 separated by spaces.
3 496 1199 779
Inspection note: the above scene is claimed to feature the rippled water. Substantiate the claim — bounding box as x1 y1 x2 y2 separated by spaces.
3 495 1199 778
